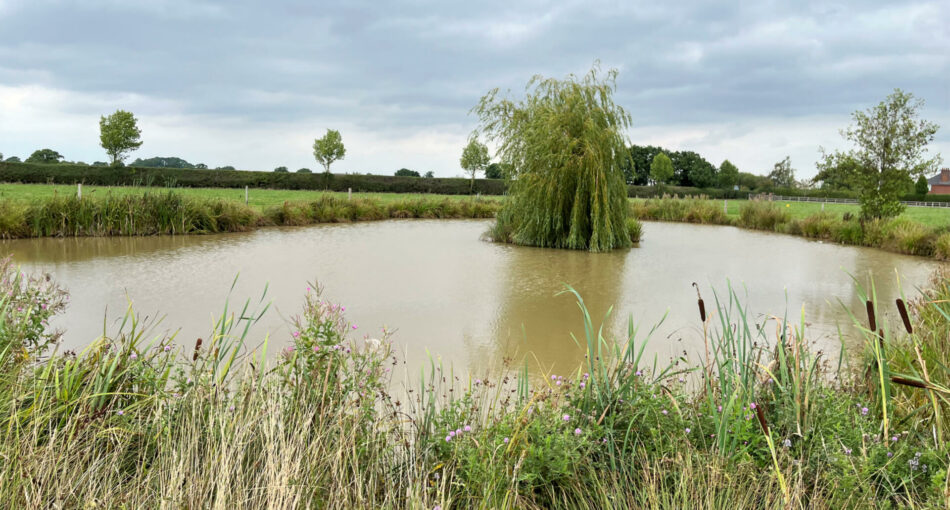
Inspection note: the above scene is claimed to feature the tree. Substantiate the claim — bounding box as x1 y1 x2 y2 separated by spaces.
274 166 288 173
313 129 346 174
130 156 194 168
26 149 64 164
460 138 490 192
5 156 20 163
768 156 796 188
215 165 236 171
649 152 674 185
485 163 503 179
297 168 312 173
395 168 420 177
718 160 739 188
99 110 143 166
813 150 859 190
195 163 208 169
822 89 941 220
671 151 717 188
915 175 929 195
473 65 632 252
625 145 665 185
424 171 435 178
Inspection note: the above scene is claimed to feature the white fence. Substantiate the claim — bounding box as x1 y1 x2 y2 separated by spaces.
750 194 950 209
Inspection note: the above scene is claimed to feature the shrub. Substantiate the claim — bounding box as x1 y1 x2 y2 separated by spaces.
737 200 791 231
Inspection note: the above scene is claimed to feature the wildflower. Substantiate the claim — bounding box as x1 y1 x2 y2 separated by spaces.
634 370 642 376
717 405 722 412
891 436 899 442
555 380 562 386
434 506 441 510
464 425 472 432
503 437 509 444
685 428 691 434
229 405 235 412
782 438 792 448
860 407 869 416
579 382 586 389
445 435 452 442
562 414 570 421
341 306 345 311
661 409 668 415
551 375 557 381
574 428 582 436
474 379 482 385
843 447 852 456
449 431 456 437
678 377 685 383
130 352 138 360
887 452 893 458
749 402 757 410
293 331 300 338
583 372 589 379
116 410 124 416
163 345 171 352
352 325 358 330
313 346 320 353
455 428 462 435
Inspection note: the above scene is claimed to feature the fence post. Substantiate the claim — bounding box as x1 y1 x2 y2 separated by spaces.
723 199 727 215
77 183 82 200
348 188 352 200
245 185 249 205
821 202 824 212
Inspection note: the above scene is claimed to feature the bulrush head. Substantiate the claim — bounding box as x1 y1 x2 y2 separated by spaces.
193 338 203 361
896 299 913 334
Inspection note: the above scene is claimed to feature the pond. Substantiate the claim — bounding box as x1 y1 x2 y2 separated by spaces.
4 220 943 378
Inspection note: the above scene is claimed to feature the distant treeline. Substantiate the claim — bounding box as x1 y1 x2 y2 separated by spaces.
1 161 947 202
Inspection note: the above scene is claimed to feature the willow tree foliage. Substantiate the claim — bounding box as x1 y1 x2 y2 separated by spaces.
473 66 633 252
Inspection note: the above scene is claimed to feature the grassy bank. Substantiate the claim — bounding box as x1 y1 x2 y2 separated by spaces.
633 196 950 260
0 191 501 238
2 262 950 507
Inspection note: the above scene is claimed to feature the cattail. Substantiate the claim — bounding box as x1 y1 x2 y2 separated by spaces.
865 300 876 332
891 375 928 389
692 283 706 322
193 338 203 361
896 299 913 334
754 405 769 435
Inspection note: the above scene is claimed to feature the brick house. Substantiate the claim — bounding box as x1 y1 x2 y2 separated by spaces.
928 168 950 194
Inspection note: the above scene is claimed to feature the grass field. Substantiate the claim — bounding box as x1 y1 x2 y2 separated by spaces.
0 183 501 210
649 198 950 227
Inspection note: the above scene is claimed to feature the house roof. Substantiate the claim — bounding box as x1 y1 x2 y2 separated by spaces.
928 169 950 185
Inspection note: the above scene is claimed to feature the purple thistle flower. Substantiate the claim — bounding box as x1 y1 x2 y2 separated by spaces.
503 437 509 444
116 410 124 416
464 425 471 432
749 402 757 410
685 428 691 434
661 409 668 415
445 435 451 442
574 428 582 436
562 414 570 421
861 407 869 416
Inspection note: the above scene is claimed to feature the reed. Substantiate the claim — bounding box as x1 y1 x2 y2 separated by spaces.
0 192 501 239
1 264 949 507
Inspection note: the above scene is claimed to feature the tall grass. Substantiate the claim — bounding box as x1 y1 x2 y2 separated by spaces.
630 194 729 224
1 263 949 507
0 192 501 239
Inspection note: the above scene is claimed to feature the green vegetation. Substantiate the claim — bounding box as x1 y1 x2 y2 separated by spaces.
2 258 950 507
767 156 796 188
819 89 942 220
25 148 64 164
0 191 500 238
395 168 421 177
459 138 490 193
633 196 950 260
312 128 346 174
475 65 632 251
649 151 674 185
99 109 143 166
0 161 508 195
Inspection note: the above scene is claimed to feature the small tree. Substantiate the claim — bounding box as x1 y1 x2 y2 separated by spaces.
274 166 288 173
424 170 435 178
768 156 796 188
26 149 64 164
915 175 929 195
395 168 420 177
297 168 312 173
821 89 941 220
718 159 739 188
484 163 503 179
460 138 490 192
99 110 143 166
6 156 20 163
649 152 674 185
313 129 346 174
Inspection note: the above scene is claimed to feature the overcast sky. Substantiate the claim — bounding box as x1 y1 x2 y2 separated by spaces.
0 0 947 178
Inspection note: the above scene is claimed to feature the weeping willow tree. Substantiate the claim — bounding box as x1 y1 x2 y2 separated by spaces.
474 65 633 252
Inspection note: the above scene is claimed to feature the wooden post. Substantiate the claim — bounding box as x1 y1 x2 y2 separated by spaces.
245 185 249 205
348 188 352 200
723 200 727 214
821 202 824 211
77 183 82 200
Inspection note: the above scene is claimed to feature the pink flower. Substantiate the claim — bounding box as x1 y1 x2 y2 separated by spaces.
562 414 570 421
574 428 582 436
503 437 509 444
352 325 358 330
749 402 757 410
464 425 471 432
293 331 300 338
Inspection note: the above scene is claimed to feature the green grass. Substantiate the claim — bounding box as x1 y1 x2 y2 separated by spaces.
711 198 950 227
2 259 949 507
0 182 501 210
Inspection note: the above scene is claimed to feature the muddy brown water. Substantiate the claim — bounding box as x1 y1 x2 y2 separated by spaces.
3 220 944 378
